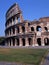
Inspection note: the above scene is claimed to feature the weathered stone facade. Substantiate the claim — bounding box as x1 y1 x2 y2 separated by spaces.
5 3 49 46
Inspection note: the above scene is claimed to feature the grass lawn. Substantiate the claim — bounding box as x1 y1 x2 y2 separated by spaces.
0 48 48 65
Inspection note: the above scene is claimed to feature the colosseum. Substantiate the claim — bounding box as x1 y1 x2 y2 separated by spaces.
5 3 49 47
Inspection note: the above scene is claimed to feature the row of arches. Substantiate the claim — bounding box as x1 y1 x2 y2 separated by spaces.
31 26 48 32
37 38 49 46
5 37 49 46
6 37 33 46
5 25 25 36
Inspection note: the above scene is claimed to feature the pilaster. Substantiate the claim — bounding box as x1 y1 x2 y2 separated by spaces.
15 17 18 24
15 38 17 46
19 38 22 46
32 37 35 47
25 37 29 46
19 26 22 33
25 23 28 33
41 37 45 46
11 39 13 46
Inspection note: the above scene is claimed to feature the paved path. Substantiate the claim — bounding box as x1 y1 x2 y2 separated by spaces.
0 62 32 65
0 62 23 65
41 51 49 65
0 46 49 49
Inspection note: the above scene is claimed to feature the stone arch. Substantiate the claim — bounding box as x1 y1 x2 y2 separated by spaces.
22 38 25 46
18 18 20 22
31 27 34 31
36 26 42 32
17 38 19 46
37 38 41 46
17 27 19 33
12 28 15 34
13 38 15 46
44 38 49 45
44 27 48 32
28 38 32 45
22 26 25 33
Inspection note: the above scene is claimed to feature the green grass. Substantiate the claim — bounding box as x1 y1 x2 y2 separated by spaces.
0 48 48 65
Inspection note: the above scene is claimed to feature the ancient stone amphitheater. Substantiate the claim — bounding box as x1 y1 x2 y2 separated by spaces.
5 3 49 47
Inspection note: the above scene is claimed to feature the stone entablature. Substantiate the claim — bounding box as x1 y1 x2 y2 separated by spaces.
5 3 49 47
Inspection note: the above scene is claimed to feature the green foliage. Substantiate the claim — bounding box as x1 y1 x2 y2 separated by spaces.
0 37 5 43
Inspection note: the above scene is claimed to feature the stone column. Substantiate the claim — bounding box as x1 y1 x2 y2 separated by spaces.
12 18 14 25
19 38 22 46
47 27 49 32
15 27 18 35
42 27 45 32
25 37 29 46
15 17 18 24
19 26 22 33
11 39 13 46
25 23 28 33
41 37 45 46
29 27 31 32
35 37 39 46
11 28 13 36
34 26 36 32
15 38 17 46
32 37 35 47
5 41 7 46
41 24 45 32
8 39 10 46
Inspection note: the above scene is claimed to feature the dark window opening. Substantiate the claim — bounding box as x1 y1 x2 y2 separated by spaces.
28 38 32 45
17 27 19 33
17 39 19 46
22 38 25 46
31 27 34 31
22 26 25 33
44 38 49 45
37 38 41 46
44 27 48 32
10 29 11 35
36 26 42 31
10 39 11 46
18 18 20 22
13 28 15 34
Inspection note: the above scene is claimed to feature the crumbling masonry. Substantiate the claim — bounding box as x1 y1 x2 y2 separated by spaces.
5 3 49 46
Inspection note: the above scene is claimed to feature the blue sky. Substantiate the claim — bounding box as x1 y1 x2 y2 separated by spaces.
0 0 49 36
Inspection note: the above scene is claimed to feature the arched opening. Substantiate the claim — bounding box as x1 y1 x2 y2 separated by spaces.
22 26 25 33
28 38 32 45
37 38 41 46
13 17 15 24
17 38 19 46
10 29 11 35
44 27 48 32
17 27 19 33
36 26 42 32
31 27 34 31
13 28 15 34
44 38 49 45
18 18 20 23
22 38 25 46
